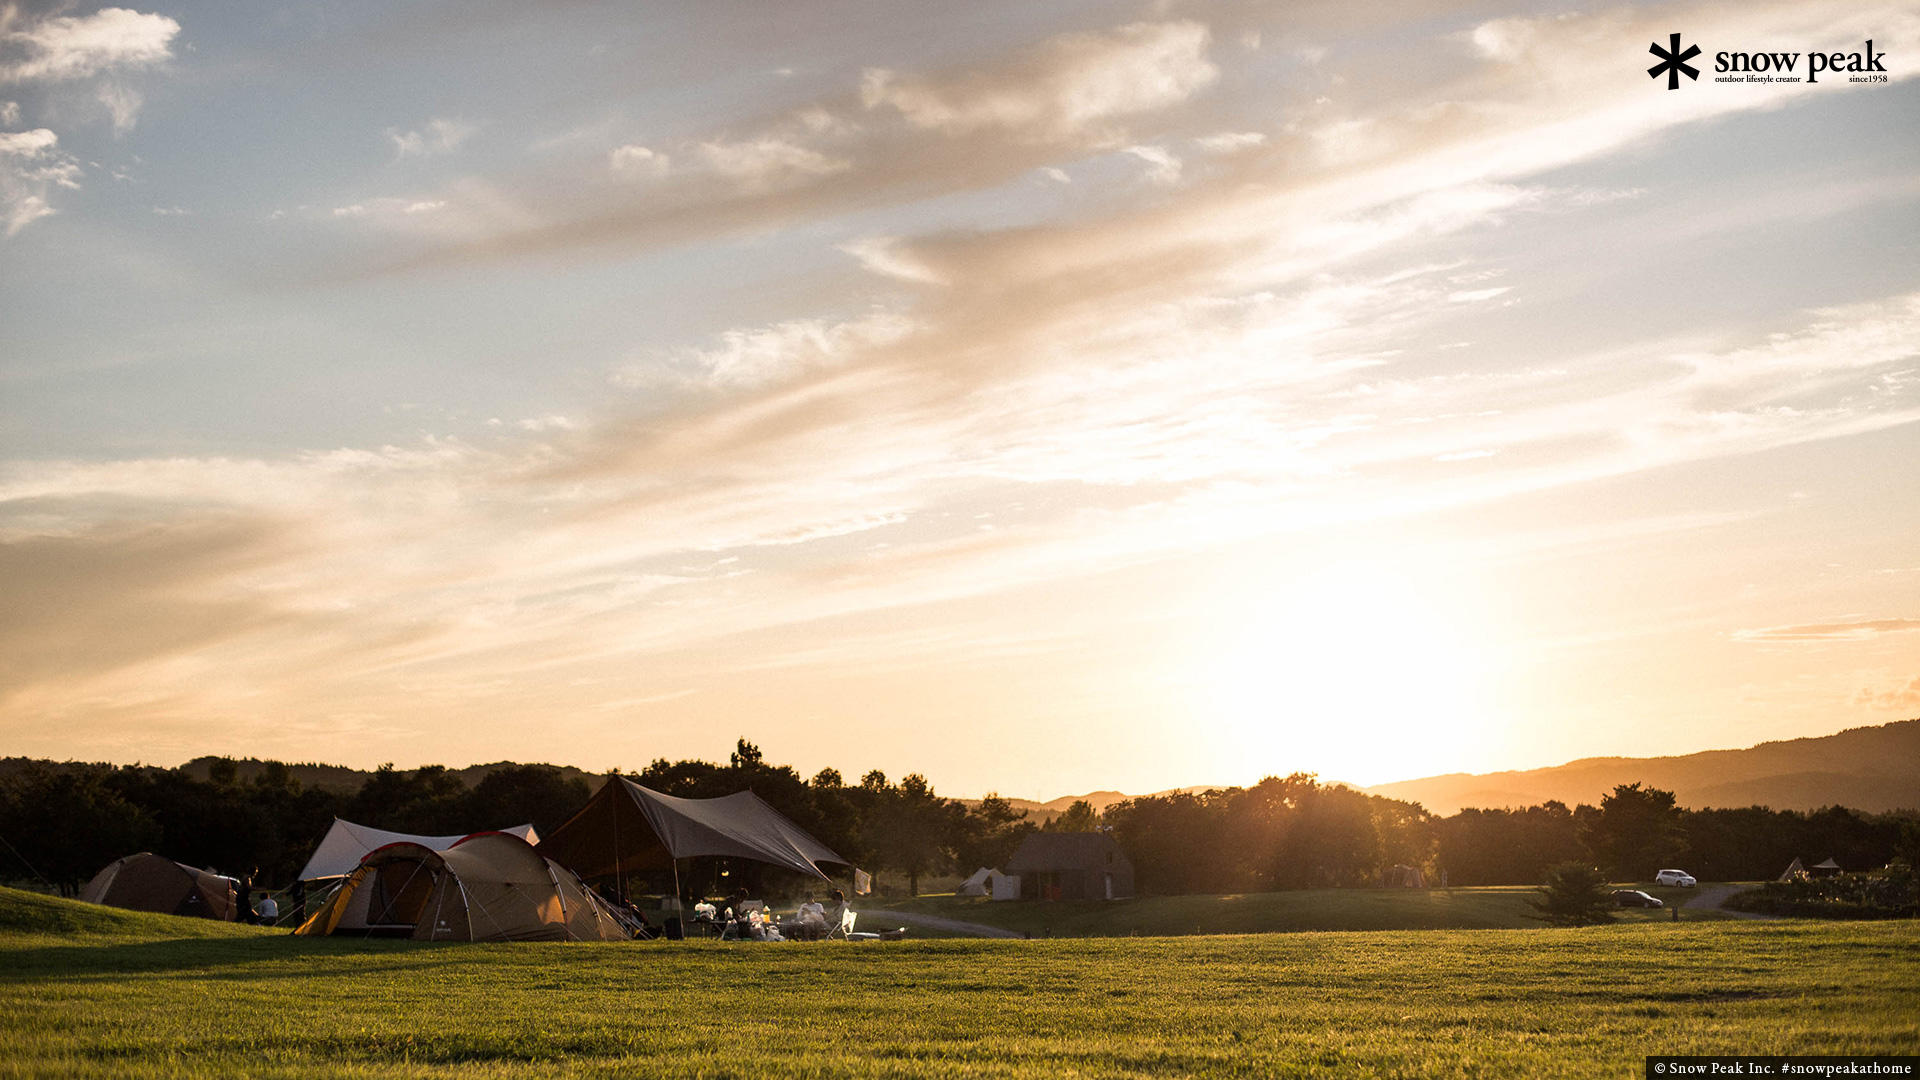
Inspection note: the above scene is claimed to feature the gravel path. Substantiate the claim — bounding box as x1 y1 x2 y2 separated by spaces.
1684 883 1776 920
862 910 1025 938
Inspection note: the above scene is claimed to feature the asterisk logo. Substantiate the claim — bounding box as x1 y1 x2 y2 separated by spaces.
1648 32 1701 89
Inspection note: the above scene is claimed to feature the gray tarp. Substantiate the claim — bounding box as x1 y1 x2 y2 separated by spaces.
537 777 845 881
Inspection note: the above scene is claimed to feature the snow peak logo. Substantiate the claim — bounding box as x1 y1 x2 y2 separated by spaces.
1646 33 1891 87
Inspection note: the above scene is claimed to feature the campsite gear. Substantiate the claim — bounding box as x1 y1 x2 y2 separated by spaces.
537 779 847 900
293 831 628 941
297 818 539 882
80 853 239 921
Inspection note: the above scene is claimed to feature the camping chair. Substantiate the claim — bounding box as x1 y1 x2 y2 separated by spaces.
823 906 856 941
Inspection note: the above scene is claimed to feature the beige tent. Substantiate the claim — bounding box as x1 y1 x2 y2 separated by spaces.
80 853 238 921
296 818 539 882
294 831 628 941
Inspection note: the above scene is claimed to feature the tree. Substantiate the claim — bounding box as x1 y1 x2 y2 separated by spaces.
466 765 591 836
1582 783 1685 880
1531 862 1616 927
1044 800 1099 833
0 764 159 894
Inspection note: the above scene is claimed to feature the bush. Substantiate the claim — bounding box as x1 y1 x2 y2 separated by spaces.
1531 862 1616 927
1724 863 1918 919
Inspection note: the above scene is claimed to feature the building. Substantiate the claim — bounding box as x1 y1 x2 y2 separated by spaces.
1003 832 1134 901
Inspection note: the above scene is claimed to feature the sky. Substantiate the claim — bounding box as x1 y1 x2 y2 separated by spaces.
2 0 1917 801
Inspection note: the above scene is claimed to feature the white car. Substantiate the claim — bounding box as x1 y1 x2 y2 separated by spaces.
1654 869 1697 887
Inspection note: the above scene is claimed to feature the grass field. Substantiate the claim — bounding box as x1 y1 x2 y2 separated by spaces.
4 886 1914 1079
862 884 1721 937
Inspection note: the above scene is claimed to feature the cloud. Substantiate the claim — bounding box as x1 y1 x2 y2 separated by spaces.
0 125 77 234
1854 676 1920 710
388 118 476 158
0 5 177 83
1123 144 1182 185
1736 619 1920 642
841 235 947 284
1194 131 1264 153
609 143 669 177
859 21 1216 142
0 4 177 132
622 310 917 392
696 136 848 186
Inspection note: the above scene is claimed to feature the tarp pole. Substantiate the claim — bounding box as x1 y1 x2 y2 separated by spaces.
612 782 625 902
672 859 682 911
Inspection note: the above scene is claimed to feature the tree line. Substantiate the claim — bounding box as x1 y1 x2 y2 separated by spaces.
3 746 1915 898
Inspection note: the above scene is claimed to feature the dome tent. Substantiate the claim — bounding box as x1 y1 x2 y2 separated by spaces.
80 853 238 921
294 831 627 942
296 818 539 882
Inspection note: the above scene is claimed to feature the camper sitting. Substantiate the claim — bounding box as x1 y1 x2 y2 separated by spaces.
789 894 828 940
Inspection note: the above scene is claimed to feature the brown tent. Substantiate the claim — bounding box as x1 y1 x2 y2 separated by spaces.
538 777 847 884
293 831 628 941
79 853 238 921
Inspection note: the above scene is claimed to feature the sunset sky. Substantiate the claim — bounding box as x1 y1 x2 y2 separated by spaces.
3 0 1917 800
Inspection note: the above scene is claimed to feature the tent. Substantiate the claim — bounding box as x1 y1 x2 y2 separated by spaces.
957 867 1017 899
296 818 539 882
1779 857 1806 881
537 778 846 886
80 853 238 921
293 831 627 941
1809 857 1843 878
1005 833 1134 901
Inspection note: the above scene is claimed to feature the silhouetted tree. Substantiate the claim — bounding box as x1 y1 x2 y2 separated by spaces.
1582 783 1685 879
1532 862 1616 926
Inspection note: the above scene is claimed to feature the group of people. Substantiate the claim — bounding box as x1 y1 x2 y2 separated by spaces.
700 888 849 942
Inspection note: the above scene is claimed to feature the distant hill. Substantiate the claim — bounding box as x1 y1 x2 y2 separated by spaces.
1364 720 1920 816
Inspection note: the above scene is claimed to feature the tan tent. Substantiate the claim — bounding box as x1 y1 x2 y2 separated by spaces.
296 818 539 882
294 831 628 941
538 778 847 884
80 853 238 921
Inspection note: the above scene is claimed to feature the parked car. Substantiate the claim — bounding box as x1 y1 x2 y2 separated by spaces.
1654 869 1697 887
1612 889 1664 908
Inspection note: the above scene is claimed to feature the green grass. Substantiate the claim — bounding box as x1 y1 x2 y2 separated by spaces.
4 885 1912 1079
864 884 1727 937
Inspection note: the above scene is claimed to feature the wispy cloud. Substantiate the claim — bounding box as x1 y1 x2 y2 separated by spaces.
1736 619 1920 642
388 117 476 158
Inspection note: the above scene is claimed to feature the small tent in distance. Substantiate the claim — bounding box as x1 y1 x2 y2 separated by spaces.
295 831 627 942
296 818 539 882
957 867 1020 900
80 853 238 921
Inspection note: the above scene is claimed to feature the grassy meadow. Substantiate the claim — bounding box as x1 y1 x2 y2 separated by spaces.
4 886 1915 1079
861 884 1720 938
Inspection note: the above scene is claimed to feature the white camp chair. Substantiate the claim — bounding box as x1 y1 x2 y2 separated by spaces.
823 905 856 941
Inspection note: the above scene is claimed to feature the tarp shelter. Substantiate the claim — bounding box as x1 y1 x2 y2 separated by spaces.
80 853 238 921
1810 857 1843 877
1383 864 1425 888
293 831 627 941
1005 833 1134 901
538 778 846 885
296 818 539 881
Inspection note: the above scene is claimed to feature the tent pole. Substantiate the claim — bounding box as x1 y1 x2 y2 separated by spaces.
672 859 682 911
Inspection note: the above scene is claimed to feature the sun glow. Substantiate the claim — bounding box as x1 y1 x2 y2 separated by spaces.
1188 557 1502 788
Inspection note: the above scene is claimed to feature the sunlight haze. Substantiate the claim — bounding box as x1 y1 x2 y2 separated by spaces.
2 0 1917 799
